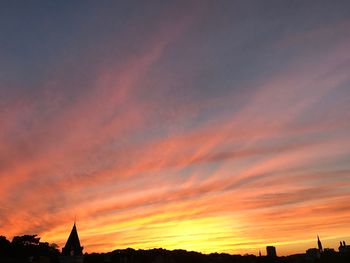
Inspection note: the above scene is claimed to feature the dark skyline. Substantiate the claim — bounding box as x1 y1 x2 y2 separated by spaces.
1 228 350 263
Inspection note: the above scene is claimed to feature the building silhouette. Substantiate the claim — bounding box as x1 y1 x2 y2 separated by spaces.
60 222 84 263
339 240 350 254
317 235 323 252
306 235 324 260
266 246 277 257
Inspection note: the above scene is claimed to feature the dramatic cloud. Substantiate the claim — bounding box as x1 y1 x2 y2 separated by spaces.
0 1 350 256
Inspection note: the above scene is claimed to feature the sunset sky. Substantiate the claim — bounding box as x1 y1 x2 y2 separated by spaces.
1 0 350 256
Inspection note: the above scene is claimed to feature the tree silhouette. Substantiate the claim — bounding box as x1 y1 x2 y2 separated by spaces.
0 234 60 263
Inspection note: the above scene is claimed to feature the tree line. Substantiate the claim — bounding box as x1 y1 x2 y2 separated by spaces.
0 234 59 263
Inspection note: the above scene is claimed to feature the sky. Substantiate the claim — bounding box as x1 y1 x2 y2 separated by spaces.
0 0 350 256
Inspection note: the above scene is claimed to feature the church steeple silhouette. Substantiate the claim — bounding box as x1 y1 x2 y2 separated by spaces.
317 235 323 252
62 222 83 256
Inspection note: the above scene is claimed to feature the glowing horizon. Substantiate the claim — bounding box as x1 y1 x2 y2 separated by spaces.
1 1 350 256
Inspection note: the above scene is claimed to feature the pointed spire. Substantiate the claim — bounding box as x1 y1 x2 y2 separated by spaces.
317 235 323 252
259 250 262 257
62 222 84 256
